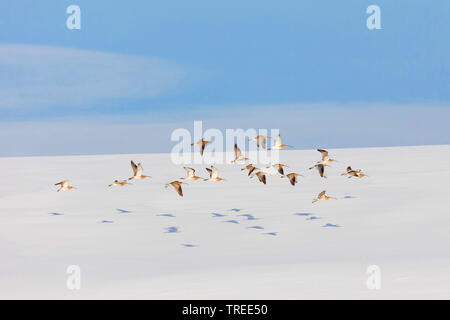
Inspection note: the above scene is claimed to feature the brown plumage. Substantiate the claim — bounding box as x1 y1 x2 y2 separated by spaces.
129 160 151 180
181 167 204 180
312 190 337 203
108 180 131 187
267 163 289 175
281 172 303 186
309 163 329 178
341 166 367 178
231 143 249 163
54 180 75 192
249 135 270 149
241 164 259 176
191 138 210 156
317 149 337 164
254 171 267 184
165 181 187 197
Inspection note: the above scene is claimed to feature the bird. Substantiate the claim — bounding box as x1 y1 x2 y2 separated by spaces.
231 143 249 163
266 163 289 175
129 161 151 180
181 167 204 181
269 134 293 150
281 172 303 186
312 190 337 203
241 164 259 176
191 138 210 156
165 181 187 197
341 166 367 178
317 149 337 164
205 165 226 181
252 171 267 184
108 180 132 187
54 180 75 192
309 163 329 178
249 135 270 149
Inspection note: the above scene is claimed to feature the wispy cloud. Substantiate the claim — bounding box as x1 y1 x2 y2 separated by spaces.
0 44 190 109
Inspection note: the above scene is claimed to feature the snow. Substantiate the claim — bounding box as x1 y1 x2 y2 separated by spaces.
0 145 449 299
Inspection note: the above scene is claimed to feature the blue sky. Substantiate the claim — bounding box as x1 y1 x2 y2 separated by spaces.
0 1 449 156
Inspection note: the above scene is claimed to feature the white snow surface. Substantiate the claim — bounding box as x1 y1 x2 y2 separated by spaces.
0 145 449 299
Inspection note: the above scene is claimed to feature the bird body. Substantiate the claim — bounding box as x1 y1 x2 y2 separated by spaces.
341 166 367 178
129 160 150 180
231 143 249 163
205 166 226 181
317 149 337 164
54 180 75 192
249 135 270 149
191 138 210 156
181 167 204 180
241 164 258 176
109 180 131 187
270 134 293 150
281 172 303 186
267 163 289 175
312 190 336 203
309 163 329 178
165 181 187 197
253 171 267 184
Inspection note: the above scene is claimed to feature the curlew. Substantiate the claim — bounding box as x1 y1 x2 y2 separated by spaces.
205 165 226 181
309 163 329 178
191 138 210 156
341 166 367 178
181 167 204 181
281 172 303 186
231 143 249 163
129 160 151 180
108 180 132 187
251 171 267 184
312 190 337 203
241 164 259 176
269 134 293 150
165 181 188 197
249 135 270 149
317 149 337 164
54 180 75 192
267 163 289 175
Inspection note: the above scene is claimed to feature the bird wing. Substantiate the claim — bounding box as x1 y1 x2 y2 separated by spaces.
175 183 183 196
318 164 325 177
130 161 138 175
256 172 266 184
317 149 329 160
234 143 242 159
277 166 284 175
210 166 219 179
184 167 195 177
347 166 352 172
200 142 206 155
318 190 326 198
206 167 213 178
274 134 282 147
55 180 68 187
136 163 144 176
288 175 296 186
261 137 267 149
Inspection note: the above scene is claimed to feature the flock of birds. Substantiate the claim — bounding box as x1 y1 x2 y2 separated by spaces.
54 134 367 203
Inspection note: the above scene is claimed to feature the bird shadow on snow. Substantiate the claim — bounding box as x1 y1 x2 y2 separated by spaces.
342 196 356 199
165 226 180 233
264 232 278 236
49 212 64 216
116 209 132 214
306 216 321 221
100 220 114 224
322 223 340 228
294 213 312 217
247 226 264 230
211 213 227 218
182 244 198 248
157 213 176 218
222 220 239 224
238 214 257 220
228 208 242 212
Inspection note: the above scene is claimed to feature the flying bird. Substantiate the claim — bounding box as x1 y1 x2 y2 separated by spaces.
249 135 270 149
341 166 367 178
191 138 210 156
181 167 204 181
281 172 303 186
108 180 132 187
317 149 337 164
312 190 337 203
266 163 289 175
165 181 187 197
129 161 151 180
269 134 293 150
231 143 249 163
252 171 267 184
205 165 226 181
241 164 259 176
309 163 329 178
54 180 75 192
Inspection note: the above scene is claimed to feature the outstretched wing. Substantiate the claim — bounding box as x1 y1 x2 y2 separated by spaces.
318 190 326 198
210 166 219 179
184 167 195 177
131 160 138 175
136 163 144 176
234 143 242 159
175 184 183 196
261 137 267 149
318 164 325 177
55 180 68 187
317 149 329 160
274 134 282 147
256 172 266 184
206 167 213 178
277 166 284 175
